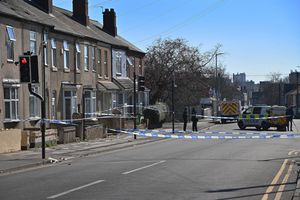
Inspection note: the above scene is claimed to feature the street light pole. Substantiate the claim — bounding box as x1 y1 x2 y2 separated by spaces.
172 71 175 134
133 63 137 139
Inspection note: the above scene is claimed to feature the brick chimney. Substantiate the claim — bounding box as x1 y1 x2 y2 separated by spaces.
103 8 117 37
73 0 89 26
30 0 53 14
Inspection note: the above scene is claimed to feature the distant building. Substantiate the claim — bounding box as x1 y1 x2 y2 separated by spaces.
233 73 246 85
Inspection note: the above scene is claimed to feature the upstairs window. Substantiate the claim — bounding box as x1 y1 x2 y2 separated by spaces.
51 38 57 69
84 45 89 71
116 52 122 75
75 43 81 71
98 49 102 77
63 40 69 70
104 50 108 77
30 31 37 55
6 26 16 61
92 47 96 71
43 32 48 65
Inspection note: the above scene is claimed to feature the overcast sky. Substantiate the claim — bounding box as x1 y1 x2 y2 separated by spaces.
53 0 300 83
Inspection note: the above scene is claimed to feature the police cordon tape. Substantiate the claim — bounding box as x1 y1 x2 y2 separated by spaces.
109 128 300 139
196 114 291 120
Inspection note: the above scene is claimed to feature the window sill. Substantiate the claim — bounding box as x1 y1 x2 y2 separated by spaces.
104 76 109 80
84 69 89 72
7 59 14 63
98 74 103 79
76 69 81 74
64 68 70 73
3 119 20 123
29 117 41 121
52 66 58 72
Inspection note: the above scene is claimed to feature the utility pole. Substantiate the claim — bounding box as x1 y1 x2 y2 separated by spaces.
133 63 137 139
215 53 224 100
172 71 175 134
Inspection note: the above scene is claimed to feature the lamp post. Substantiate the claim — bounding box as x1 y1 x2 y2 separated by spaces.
215 52 224 100
172 71 175 134
133 62 137 139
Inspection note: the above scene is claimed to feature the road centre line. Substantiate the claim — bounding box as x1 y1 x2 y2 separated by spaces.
274 160 294 200
122 160 166 175
47 180 105 199
261 159 288 200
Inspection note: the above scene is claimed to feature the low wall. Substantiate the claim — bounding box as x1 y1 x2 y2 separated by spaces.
98 117 134 130
85 124 106 140
57 126 77 144
25 128 58 148
0 129 22 153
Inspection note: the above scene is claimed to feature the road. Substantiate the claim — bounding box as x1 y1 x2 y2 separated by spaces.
1 122 300 200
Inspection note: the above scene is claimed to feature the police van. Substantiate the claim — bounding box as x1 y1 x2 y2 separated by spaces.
237 106 287 131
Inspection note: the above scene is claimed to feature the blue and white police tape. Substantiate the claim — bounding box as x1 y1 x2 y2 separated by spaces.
112 129 300 139
196 114 290 120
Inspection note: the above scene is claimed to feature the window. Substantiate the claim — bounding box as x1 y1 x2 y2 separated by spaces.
98 49 102 77
92 47 96 71
6 26 16 61
139 58 143 75
104 50 108 77
51 91 56 120
63 40 69 70
4 86 19 120
84 45 89 71
63 90 77 120
30 31 37 55
29 86 40 118
116 52 122 75
75 43 81 71
51 38 57 68
43 32 48 65
84 90 96 117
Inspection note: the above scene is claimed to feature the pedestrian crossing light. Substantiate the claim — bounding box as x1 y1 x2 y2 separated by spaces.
138 76 145 91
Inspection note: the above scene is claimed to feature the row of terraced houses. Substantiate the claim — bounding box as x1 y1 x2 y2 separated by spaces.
0 0 149 153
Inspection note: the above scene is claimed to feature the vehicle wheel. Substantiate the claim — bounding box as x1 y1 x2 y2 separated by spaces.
261 121 269 131
238 121 245 130
255 126 261 131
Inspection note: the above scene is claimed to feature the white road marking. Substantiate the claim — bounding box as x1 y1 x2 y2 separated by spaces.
47 180 105 199
288 150 296 156
122 160 166 175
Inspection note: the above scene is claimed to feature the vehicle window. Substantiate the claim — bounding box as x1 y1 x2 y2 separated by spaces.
253 107 261 114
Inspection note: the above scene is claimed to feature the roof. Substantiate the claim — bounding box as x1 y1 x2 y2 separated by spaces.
98 81 120 91
113 77 133 90
0 0 145 54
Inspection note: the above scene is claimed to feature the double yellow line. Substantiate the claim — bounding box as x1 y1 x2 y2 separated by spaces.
261 156 295 200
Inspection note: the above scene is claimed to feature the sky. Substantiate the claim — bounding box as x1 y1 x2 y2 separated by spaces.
53 0 300 83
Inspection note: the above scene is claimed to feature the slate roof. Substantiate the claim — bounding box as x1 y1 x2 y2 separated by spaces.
98 81 120 91
0 0 145 54
113 77 133 90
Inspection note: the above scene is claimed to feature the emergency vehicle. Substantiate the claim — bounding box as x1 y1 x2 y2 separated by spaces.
237 105 287 131
219 100 240 123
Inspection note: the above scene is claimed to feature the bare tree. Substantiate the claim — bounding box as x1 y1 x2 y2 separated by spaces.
144 38 221 113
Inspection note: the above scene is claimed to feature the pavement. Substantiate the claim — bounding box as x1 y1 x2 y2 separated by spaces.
0 119 214 175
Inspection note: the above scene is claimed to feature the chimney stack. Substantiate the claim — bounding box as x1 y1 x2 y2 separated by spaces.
31 0 53 14
73 0 89 26
103 8 117 37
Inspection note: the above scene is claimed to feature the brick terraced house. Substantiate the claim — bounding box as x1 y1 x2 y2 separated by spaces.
0 0 147 153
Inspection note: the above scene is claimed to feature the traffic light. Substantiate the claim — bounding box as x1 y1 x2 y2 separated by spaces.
19 55 31 83
138 76 145 91
30 55 39 83
19 54 39 83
